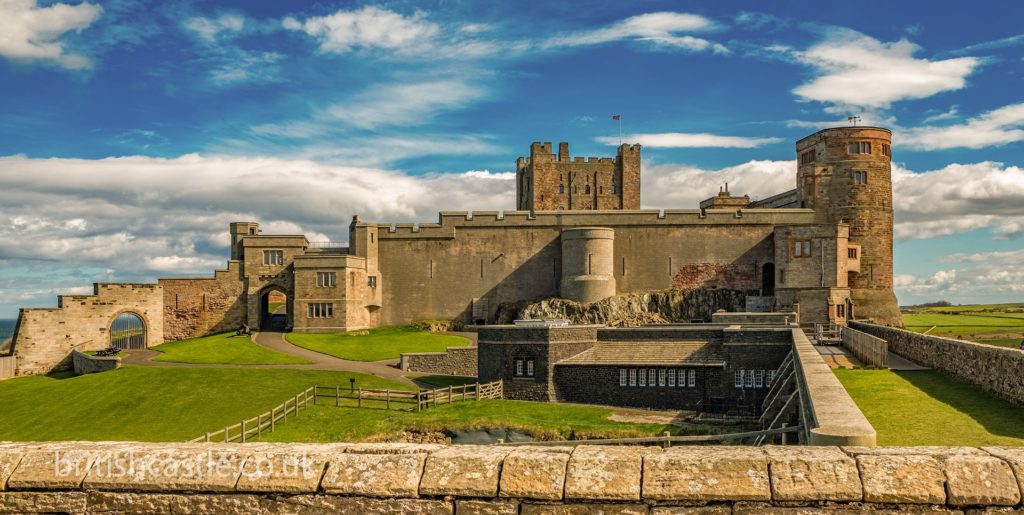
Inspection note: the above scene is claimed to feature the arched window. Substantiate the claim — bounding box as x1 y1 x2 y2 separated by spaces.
110 312 146 350
559 184 564 193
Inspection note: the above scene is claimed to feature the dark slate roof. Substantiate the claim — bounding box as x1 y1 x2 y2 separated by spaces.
556 341 725 367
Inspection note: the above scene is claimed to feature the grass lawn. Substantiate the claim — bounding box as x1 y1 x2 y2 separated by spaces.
902 312 1024 336
151 332 312 365
259 398 746 443
286 325 468 361
0 366 412 442
412 375 478 388
268 302 285 313
834 369 1024 446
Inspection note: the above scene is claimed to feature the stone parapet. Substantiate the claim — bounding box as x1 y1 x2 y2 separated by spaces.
0 442 1023 513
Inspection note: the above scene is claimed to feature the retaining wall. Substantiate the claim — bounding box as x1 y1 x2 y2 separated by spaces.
840 326 888 367
851 321 1024 407
0 442 1022 513
70 351 120 375
399 346 477 377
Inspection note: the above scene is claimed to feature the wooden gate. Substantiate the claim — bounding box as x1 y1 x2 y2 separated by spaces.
110 312 146 350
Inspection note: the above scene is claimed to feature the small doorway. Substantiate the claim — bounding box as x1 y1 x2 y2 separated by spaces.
260 288 289 331
761 263 775 296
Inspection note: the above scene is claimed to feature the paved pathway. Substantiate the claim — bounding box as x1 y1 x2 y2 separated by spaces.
814 345 862 369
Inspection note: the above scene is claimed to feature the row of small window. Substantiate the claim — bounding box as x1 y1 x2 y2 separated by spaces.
263 250 284 266
514 358 535 377
558 184 617 194
307 303 334 319
799 142 891 163
734 369 776 389
618 368 697 388
316 272 336 287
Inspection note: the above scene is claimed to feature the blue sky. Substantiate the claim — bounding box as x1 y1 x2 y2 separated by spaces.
1 0 1024 317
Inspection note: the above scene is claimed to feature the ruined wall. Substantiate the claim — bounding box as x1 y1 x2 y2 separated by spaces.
1 442 1023 514
159 261 246 342
373 209 812 326
399 346 477 377
11 284 164 375
851 321 1024 406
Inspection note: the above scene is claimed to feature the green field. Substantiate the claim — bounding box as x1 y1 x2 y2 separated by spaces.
151 332 312 365
286 325 468 361
0 367 409 441
902 303 1024 343
259 399 745 443
834 369 1024 446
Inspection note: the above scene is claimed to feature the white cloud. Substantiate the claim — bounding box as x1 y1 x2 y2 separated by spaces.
641 160 796 208
0 0 102 69
792 29 981 112
285 6 438 55
544 12 727 54
598 132 783 148
183 14 245 42
898 103 1024 150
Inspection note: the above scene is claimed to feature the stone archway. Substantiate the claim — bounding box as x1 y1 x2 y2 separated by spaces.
110 312 147 350
259 286 290 331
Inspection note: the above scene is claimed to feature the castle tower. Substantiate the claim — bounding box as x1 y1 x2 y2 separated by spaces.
795 127 901 325
229 222 260 261
516 142 641 211
560 227 616 304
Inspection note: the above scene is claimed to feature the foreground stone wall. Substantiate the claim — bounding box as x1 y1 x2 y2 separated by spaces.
70 350 120 375
851 321 1024 406
0 442 1022 514
400 346 477 377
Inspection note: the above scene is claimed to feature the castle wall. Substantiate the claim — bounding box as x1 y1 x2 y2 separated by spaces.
11 284 164 375
159 261 247 341
292 255 372 332
518 142 640 211
373 209 815 325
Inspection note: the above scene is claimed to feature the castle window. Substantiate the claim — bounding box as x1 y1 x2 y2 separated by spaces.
629 368 637 386
619 369 627 386
688 369 696 387
585 185 591 194
559 184 565 194
368 276 377 288
573 185 578 194
610 184 616 193
793 240 811 258
249 228 256 235
799 149 816 165
779 269 785 284
848 142 871 154
649 369 657 387
854 170 868 185
316 271 336 287
599 186 603 194
767 370 776 387
307 303 334 319
882 143 890 157
513 356 535 378
755 370 764 388
638 369 646 387
263 250 284 266
837 304 846 318
667 369 676 387
745 370 755 388
848 248 858 259
658 369 666 386
735 370 744 388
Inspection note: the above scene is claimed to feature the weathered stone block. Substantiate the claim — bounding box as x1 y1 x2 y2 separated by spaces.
564 446 645 501
943 455 1021 507
857 454 946 504
732 504 963 514
8 448 99 489
82 446 246 492
235 451 327 494
765 446 861 501
0 451 24 490
843 446 986 458
456 499 519 515
345 443 447 454
321 452 426 498
261 494 453 514
983 447 1024 502
651 507 731 515
520 503 648 515
499 448 572 500
86 492 262 514
0 491 88 514
420 446 509 497
643 446 769 501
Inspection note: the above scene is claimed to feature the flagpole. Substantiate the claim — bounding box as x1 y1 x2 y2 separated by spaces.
618 116 622 145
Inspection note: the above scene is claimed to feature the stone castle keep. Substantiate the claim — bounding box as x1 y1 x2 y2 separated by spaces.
8 126 901 375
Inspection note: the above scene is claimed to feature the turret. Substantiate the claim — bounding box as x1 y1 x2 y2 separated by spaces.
795 127 900 324
229 222 260 261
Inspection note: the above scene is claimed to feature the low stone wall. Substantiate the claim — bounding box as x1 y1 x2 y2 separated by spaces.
791 328 876 446
399 346 477 377
70 350 120 375
851 321 1024 406
840 326 888 367
0 442 1022 513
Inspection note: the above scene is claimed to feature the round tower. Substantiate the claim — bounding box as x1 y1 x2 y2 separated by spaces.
795 127 901 325
560 227 616 304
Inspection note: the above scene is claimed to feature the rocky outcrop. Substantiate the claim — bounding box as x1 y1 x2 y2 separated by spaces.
495 288 747 327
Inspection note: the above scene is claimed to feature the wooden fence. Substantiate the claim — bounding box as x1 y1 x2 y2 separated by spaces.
188 380 503 443
0 355 15 380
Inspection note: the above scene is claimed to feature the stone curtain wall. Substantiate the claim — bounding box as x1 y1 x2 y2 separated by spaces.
399 346 477 377
70 351 120 375
0 442 1024 513
851 321 1024 406
160 261 247 342
840 326 888 368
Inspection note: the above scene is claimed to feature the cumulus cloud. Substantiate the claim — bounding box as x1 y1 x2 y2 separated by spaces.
641 160 796 208
598 132 783 148
898 103 1024 150
0 0 102 69
792 29 981 112
284 6 439 55
544 12 727 54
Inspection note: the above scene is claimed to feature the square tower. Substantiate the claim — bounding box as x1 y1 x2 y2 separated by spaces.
516 142 641 211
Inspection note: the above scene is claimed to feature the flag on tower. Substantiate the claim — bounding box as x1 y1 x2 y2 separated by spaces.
612 115 620 120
